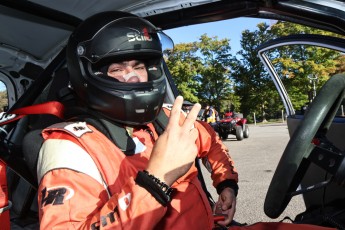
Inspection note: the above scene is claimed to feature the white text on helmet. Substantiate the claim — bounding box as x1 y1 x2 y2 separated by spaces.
127 32 152 42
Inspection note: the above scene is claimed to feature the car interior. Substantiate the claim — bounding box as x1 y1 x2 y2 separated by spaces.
1 0 345 229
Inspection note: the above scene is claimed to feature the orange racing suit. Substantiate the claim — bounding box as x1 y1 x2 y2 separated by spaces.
37 110 238 229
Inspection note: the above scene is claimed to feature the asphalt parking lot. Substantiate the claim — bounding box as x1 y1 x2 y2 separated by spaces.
201 122 306 225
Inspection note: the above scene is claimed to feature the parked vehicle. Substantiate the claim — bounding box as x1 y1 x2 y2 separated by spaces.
216 112 249 141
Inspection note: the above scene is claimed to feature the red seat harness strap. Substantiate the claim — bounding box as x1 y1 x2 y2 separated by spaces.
0 160 10 230
0 101 65 126
0 100 65 229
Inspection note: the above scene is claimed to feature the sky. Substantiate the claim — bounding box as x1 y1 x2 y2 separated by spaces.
164 17 272 55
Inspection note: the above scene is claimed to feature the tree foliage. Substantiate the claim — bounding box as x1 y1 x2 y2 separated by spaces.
166 20 345 121
266 21 344 111
231 23 278 121
166 34 237 112
0 90 7 112
165 42 201 102
233 21 345 120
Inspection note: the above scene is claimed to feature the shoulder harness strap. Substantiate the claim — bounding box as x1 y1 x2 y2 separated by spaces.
153 109 169 135
73 114 136 156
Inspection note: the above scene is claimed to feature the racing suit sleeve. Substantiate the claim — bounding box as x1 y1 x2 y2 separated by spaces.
37 134 166 229
195 120 239 195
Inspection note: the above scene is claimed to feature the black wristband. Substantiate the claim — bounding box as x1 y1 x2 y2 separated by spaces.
135 171 175 206
216 179 239 197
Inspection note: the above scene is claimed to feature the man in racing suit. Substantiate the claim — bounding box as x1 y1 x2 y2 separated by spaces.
37 11 337 230
37 11 238 229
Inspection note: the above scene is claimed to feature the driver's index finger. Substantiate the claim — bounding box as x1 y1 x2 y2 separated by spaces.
167 95 184 128
183 102 201 128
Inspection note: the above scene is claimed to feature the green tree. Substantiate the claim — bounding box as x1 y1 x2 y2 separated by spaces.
233 21 345 121
0 90 8 112
166 34 237 112
167 21 345 122
195 34 234 112
269 21 344 110
165 42 201 102
232 23 279 121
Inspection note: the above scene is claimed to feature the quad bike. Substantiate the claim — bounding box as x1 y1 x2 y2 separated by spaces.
215 112 249 141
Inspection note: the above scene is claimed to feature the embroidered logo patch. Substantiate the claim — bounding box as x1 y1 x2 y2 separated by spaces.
118 193 131 211
41 186 75 207
65 122 92 137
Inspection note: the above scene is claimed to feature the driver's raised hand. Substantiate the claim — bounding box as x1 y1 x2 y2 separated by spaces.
146 96 201 186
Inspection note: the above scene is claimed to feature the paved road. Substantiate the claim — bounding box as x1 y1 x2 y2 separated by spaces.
201 123 306 225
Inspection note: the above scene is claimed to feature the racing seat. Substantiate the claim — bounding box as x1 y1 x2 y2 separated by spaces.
5 67 71 229
22 68 72 186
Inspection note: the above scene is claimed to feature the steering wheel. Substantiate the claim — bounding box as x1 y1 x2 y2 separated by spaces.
264 74 345 219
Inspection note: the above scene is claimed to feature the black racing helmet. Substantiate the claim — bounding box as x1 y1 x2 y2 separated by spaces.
67 11 173 125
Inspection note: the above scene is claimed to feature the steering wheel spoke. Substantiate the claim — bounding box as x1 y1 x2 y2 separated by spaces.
308 145 344 175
